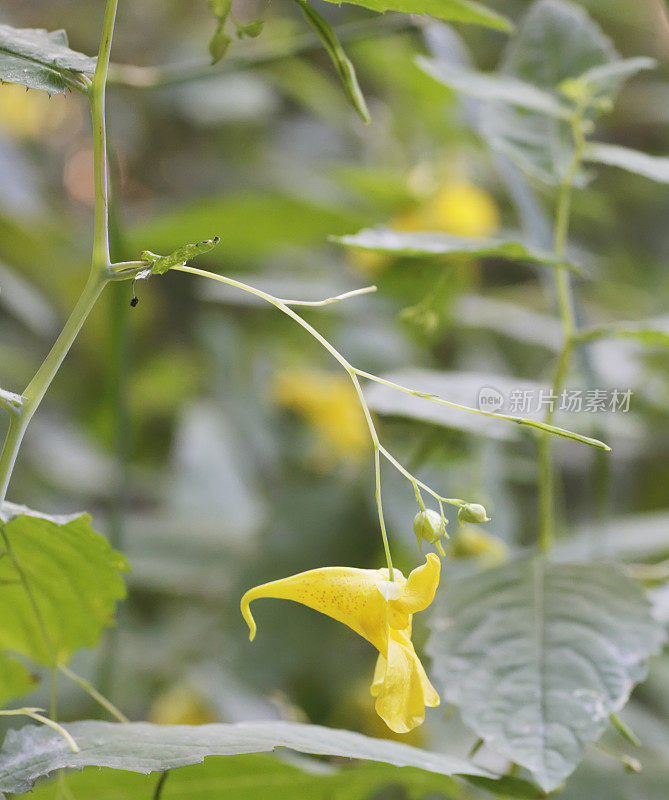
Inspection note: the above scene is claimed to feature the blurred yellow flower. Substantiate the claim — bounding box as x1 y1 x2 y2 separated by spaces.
450 527 508 565
0 84 69 140
241 554 441 733
148 684 216 725
272 369 369 460
394 181 499 237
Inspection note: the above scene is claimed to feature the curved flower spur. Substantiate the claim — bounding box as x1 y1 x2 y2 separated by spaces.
241 554 441 733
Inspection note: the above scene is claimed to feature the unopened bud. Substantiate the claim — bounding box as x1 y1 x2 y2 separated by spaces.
458 503 490 525
413 509 447 549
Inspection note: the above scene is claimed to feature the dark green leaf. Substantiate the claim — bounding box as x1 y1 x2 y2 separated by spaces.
0 24 95 95
333 228 580 272
427 558 667 792
0 506 129 665
296 1 370 123
0 720 495 794
583 142 669 184
141 237 221 275
320 0 513 31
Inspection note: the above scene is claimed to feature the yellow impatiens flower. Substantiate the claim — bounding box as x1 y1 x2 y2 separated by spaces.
272 369 369 461
241 554 441 733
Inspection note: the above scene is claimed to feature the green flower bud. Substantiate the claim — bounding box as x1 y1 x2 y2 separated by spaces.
457 503 490 525
413 509 447 550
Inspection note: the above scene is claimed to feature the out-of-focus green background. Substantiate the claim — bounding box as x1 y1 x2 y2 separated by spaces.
1 1 669 797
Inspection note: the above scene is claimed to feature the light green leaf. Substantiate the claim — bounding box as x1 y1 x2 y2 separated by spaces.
333 228 581 273
0 655 36 707
574 56 656 99
0 506 129 665
482 0 618 184
427 558 667 792
583 142 669 184
296 0 370 124
416 56 569 118
0 24 95 95
320 0 513 31
0 720 495 794
141 237 221 275
128 193 368 264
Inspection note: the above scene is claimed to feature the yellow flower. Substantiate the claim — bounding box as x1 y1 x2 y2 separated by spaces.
241 554 441 733
0 84 69 140
393 181 500 238
272 369 369 460
450 528 508 565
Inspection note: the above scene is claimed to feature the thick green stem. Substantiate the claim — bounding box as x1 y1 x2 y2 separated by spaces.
0 273 106 507
537 104 587 552
91 0 119 269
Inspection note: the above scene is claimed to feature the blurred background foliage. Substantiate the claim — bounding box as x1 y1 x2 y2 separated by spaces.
1 0 669 797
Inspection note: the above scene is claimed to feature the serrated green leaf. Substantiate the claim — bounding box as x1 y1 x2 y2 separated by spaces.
426 558 667 792
583 142 669 184
296 0 370 123
0 655 36 707
320 0 512 31
0 720 495 794
0 24 96 95
333 228 581 272
141 237 221 275
416 56 570 118
0 506 129 665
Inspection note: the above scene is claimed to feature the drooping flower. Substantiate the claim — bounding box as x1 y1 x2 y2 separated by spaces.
240 554 441 733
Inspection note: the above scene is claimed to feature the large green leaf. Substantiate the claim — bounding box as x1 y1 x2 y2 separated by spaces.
0 655 35 707
426 558 666 792
0 24 96 95
583 142 669 184
320 0 512 31
0 505 129 665
128 193 367 265
14 755 467 800
481 0 617 184
0 720 495 795
333 229 580 272
416 57 570 118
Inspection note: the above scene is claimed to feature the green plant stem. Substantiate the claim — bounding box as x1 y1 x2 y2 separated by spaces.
0 0 119 723
172 264 397 579
153 771 171 800
0 708 79 753
59 664 129 723
537 101 588 553
90 0 118 269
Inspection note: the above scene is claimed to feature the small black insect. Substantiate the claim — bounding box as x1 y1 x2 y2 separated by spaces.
130 296 139 308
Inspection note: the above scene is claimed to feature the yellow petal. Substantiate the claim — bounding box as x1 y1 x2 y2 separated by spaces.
388 553 441 629
240 566 392 651
371 629 439 734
